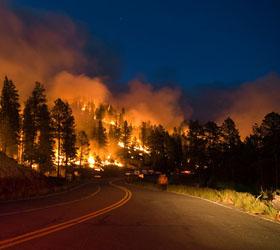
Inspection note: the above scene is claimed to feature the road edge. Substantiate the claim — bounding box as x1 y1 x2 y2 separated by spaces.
128 182 280 226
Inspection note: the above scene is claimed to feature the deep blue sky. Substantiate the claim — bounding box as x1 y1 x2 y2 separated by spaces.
12 0 280 89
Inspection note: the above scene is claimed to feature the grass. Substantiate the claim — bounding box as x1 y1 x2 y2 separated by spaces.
132 180 279 221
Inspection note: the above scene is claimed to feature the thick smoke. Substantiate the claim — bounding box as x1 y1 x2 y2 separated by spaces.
0 4 87 97
217 74 280 138
0 4 184 128
114 80 184 128
50 71 111 103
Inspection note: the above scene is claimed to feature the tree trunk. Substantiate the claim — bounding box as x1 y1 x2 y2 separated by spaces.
57 135 61 178
79 148 83 168
65 155 68 177
275 153 278 190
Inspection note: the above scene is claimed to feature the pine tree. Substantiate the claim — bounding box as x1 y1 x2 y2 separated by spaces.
62 103 76 167
140 122 150 147
221 117 241 150
23 82 53 172
220 117 241 182
95 104 106 120
52 99 77 175
108 124 115 141
37 103 54 173
108 124 121 142
259 112 280 189
120 120 132 163
0 76 21 157
97 120 107 148
51 98 66 176
77 130 90 167
203 121 222 185
171 127 184 170
91 120 98 140
187 120 206 168
23 99 36 166
121 120 132 148
148 125 166 171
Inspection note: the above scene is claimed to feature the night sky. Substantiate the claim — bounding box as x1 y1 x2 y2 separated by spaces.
11 0 280 89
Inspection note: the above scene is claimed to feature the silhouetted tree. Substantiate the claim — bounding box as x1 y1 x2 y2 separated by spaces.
220 117 241 182
77 130 90 167
186 120 206 184
120 120 132 164
23 82 53 172
62 104 76 167
52 98 76 175
140 122 150 147
203 121 222 186
37 103 54 173
148 125 166 172
121 121 132 147
259 112 280 189
108 124 121 142
97 120 107 148
95 104 106 120
23 99 36 167
0 77 20 157
51 99 65 176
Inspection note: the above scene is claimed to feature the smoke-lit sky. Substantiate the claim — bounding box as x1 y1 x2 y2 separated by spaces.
2 0 280 138
11 0 280 87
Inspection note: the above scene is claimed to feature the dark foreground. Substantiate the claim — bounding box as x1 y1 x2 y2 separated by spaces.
0 179 279 250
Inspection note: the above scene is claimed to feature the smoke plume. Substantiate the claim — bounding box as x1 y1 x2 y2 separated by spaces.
0 4 184 128
50 71 111 104
217 74 280 138
114 80 184 128
0 4 87 97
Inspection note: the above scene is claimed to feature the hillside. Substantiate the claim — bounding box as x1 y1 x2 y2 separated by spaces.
0 153 50 200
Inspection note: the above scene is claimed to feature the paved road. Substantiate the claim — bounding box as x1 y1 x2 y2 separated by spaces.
0 179 280 250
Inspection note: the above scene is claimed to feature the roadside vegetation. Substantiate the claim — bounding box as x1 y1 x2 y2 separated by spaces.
168 185 279 220
132 179 279 221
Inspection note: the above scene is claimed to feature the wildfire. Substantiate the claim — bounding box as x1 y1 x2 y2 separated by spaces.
102 119 116 126
24 99 152 174
85 153 124 169
133 144 150 154
117 141 150 154
54 144 64 166
88 155 95 168
101 159 124 167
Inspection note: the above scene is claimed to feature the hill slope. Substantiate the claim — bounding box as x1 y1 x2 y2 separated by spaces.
0 153 50 200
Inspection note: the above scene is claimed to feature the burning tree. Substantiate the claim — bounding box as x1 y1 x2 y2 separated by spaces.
77 130 90 167
51 98 76 176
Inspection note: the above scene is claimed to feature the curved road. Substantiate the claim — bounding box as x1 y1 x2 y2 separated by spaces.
0 179 279 250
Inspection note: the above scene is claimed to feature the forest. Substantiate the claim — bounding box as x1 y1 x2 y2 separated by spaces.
0 76 279 194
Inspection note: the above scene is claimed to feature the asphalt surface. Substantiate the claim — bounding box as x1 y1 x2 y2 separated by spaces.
0 179 280 250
